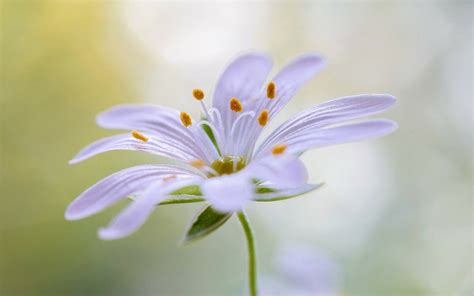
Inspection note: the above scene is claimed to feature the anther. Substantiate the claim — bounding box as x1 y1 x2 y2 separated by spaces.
192 89 205 101
266 81 276 99
131 130 148 142
190 159 205 168
272 143 287 155
180 112 192 127
257 109 269 126
229 97 243 112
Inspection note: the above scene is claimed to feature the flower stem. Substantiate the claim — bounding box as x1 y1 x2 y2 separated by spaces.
237 211 257 296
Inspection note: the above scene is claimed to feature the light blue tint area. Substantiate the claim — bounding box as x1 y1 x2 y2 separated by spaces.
1 1 472 295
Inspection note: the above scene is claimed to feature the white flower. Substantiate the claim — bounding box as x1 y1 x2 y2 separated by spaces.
66 52 397 240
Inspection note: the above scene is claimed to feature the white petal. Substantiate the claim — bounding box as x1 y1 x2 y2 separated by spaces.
212 52 272 143
213 52 272 111
97 104 192 141
96 104 214 162
247 155 308 190
286 120 398 154
263 53 326 119
65 165 202 220
255 94 396 158
98 178 200 240
201 173 254 213
69 134 200 164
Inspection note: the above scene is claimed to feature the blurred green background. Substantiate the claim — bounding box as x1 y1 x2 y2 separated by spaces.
1 1 472 295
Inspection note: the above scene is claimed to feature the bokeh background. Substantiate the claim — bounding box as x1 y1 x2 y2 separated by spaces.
1 1 472 295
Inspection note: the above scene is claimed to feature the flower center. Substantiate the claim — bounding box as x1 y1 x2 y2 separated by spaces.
210 156 246 175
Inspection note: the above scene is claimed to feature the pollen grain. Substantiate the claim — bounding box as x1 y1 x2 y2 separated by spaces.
229 97 243 112
192 89 205 101
266 81 276 99
257 109 269 126
190 159 205 168
131 130 149 142
272 143 287 155
180 112 193 127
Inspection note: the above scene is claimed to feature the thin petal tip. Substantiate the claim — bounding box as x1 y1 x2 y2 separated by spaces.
376 93 397 104
64 209 83 221
386 119 399 132
97 228 121 240
367 94 397 107
64 202 98 221
68 157 80 165
297 52 327 67
373 119 398 135
228 51 273 70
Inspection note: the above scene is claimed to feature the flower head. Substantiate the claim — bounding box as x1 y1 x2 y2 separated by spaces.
67 52 397 240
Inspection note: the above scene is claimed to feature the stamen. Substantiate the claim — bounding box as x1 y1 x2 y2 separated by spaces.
190 159 205 168
192 89 205 101
131 130 148 142
229 97 243 112
272 143 287 155
266 81 276 99
180 112 192 127
163 175 176 182
257 109 269 126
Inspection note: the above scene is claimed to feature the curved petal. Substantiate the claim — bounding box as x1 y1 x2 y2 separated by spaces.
247 154 308 190
235 54 325 158
213 52 273 109
65 165 202 220
69 134 201 164
97 104 194 141
262 53 326 119
255 94 396 158
96 104 216 162
201 173 254 213
213 52 273 134
98 177 201 240
284 120 398 155
200 154 309 212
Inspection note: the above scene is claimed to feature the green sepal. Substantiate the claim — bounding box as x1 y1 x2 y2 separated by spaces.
182 206 232 244
254 183 325 202
201 122 222 156
255 187 276 194
169 185 202 196
159 196 205 205
152 185 205 205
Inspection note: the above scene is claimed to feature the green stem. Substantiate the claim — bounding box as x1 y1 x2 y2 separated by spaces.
237 211 258 296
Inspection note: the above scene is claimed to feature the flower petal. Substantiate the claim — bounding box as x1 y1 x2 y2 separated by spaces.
201 173 254 213
69 134 201 164
98 178 200 240
234 54 325 158
200 155 309 212
255 94 396 158
213 52 272 110
285 119 398 154
96 104 216 162
265 53 326 118
97 104 188 140
212 52 272 136
65 165 202 220
247 154 308 190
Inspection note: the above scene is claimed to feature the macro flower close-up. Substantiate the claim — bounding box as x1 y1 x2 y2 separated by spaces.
65 52 396 294
2 1 472 295
66 52 397 241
